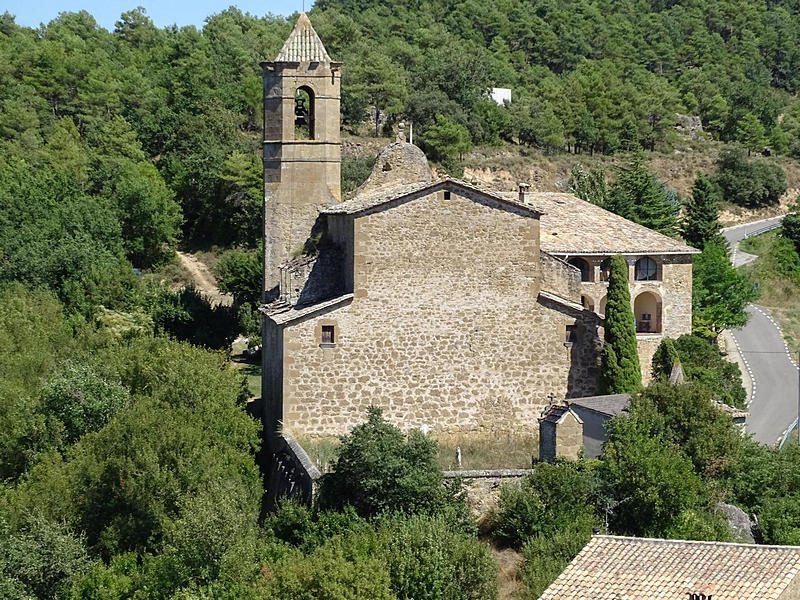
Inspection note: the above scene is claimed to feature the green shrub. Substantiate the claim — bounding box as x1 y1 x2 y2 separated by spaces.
492 461 599 549
318 407 465 519
41 364 130 445
673 335 746 408
341 157 376 194
601 413 706 536
262 543 395 600
371 514 497 600
144 285 238 349
519 522 591 600
715 148 786 208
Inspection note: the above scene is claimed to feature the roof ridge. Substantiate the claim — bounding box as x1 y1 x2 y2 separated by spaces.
592 534 800 551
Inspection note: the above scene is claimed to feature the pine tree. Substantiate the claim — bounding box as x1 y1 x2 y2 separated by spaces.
735 112 766 156
609 156 678 236
600 255 642 394
681 173 722 249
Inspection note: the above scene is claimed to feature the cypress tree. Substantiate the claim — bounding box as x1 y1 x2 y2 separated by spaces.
651 338 680 380
681 173 721 249
600 255 642 394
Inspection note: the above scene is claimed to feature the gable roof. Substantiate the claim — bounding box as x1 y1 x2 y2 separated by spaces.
540 535 800 600
568 394 631 417
539 403 583 426
498 192 699 255
274 13 332 63
322 178 543 218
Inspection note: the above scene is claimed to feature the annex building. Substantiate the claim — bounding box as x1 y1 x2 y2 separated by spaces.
260 14 698 439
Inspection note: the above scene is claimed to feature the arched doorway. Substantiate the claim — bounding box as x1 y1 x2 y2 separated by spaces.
634 291 661 333
599 295 607 316
294 86 315 139
568 257 593 282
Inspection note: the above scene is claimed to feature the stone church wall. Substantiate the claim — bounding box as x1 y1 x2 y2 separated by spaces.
276 190 600 437
541 252 582 302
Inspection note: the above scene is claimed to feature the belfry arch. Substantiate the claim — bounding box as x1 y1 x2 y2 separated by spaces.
294 85 315 140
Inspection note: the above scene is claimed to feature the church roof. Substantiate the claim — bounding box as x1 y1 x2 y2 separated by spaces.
540 535 800 600
274 13 332 63
499 192 699 255
322 178 543 218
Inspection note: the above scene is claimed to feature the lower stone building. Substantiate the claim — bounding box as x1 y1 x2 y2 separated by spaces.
261 142 698 439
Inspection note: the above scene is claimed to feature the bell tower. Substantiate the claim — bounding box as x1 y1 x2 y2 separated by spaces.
261 13 341 298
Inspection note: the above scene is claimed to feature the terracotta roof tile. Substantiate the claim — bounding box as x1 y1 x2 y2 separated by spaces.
539 535 800 600
498 192 699 255
322 178 542 217
274 13 332 63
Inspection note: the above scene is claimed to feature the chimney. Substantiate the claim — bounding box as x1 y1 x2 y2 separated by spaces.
518 182 530 204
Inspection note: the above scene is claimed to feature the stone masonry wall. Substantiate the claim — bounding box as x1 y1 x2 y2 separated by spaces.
573 254 693 383
277 190 601 437
541 252 582 302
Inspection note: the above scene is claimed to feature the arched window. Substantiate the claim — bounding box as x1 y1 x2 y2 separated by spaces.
294 86 315 139
568 257 593 282
634 291 662 333
634 257 659 281
599 258 611 282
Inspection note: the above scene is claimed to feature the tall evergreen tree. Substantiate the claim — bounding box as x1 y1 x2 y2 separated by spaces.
609 157 678 236
600 255 642 394
681 173 722 249
692 240 757 340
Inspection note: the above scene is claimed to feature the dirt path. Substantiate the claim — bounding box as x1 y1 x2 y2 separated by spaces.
176 251 232 306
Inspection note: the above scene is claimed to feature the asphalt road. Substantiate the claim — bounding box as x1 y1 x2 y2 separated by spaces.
722 216 799 444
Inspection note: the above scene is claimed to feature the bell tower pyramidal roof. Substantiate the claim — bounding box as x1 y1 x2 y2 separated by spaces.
274 13 332 63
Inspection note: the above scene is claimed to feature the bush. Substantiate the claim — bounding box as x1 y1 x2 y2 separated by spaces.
601 413 705 536
519 523 591 600
492 461 599 549
0 514 92 600
715 148 786 208
341 156 376 194
40 364 130 445
318 407 465 519
262 543 395 600
214 250 261 307
144 285 239 349
371 514 497 600
653 335 746 408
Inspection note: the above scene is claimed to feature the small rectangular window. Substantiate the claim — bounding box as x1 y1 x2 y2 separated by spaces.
565 325 578 344
321 325 335 345
444 191 451 200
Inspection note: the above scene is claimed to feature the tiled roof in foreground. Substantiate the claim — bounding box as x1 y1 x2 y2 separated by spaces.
539 535 800 600
498 192 699 255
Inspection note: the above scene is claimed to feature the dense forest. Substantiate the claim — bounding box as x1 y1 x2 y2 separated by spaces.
4 2 800 598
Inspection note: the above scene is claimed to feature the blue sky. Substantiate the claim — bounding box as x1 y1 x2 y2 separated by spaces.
4 1 306 30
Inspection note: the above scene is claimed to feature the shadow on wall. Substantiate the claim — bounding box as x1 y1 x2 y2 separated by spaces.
566 314 602 398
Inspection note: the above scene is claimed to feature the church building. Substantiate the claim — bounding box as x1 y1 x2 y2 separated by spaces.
260 14 698 439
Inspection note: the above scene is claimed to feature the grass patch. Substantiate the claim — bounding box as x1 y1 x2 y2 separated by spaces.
140 251 194 290
739 229 778 254
435 432 538 471
292 431 540 474
294 436 340 473
740 229 800 354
